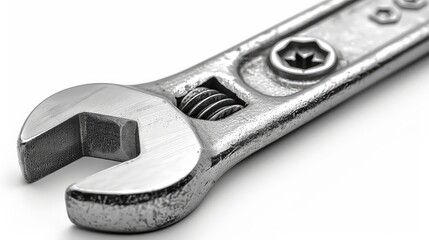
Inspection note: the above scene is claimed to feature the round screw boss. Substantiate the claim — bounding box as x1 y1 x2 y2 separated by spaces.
369 6 402 25
268 36 337 81
395 0 427 9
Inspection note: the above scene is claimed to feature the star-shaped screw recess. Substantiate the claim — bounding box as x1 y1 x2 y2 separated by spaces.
269 36 337 81
277 41 329 70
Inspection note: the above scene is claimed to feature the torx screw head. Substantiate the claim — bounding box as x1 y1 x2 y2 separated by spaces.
369 6 402 24
268 36 337 80
395 0 427 9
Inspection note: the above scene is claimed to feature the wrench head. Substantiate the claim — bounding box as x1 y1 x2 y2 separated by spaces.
18 84 205 232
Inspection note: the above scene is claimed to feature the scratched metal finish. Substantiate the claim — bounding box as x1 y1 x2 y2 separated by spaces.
80 0 429 232
18 0 429 233
138 0 429 230
241 0 429 96
18 84 207 232
139 0 429 180
66 159 213 232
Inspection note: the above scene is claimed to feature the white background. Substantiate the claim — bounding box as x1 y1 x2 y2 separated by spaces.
2 0 429 239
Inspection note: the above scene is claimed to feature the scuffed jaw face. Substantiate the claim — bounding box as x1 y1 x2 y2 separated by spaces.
18 83 205 232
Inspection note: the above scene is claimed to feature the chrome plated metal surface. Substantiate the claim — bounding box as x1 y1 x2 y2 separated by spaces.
395 0 427 9
268 36 338 81
18 0 429 233
369 5 402 24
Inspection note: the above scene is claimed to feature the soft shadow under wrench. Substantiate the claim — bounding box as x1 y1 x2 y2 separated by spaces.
17 0 429 233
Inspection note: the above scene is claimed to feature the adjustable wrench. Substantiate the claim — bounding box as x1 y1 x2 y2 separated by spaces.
17 0 429 233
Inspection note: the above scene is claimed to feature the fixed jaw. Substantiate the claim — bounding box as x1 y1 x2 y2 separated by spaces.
17 0 429 234
18 83 205 232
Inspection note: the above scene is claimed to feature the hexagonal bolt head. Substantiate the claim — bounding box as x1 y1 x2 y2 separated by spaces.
395 0 427 9
369 6 402 24
269 36 337 81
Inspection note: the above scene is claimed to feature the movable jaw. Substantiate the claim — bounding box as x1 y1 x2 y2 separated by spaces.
18 84 209 232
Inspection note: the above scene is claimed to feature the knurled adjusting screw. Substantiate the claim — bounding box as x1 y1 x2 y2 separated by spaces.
268 36 337 81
